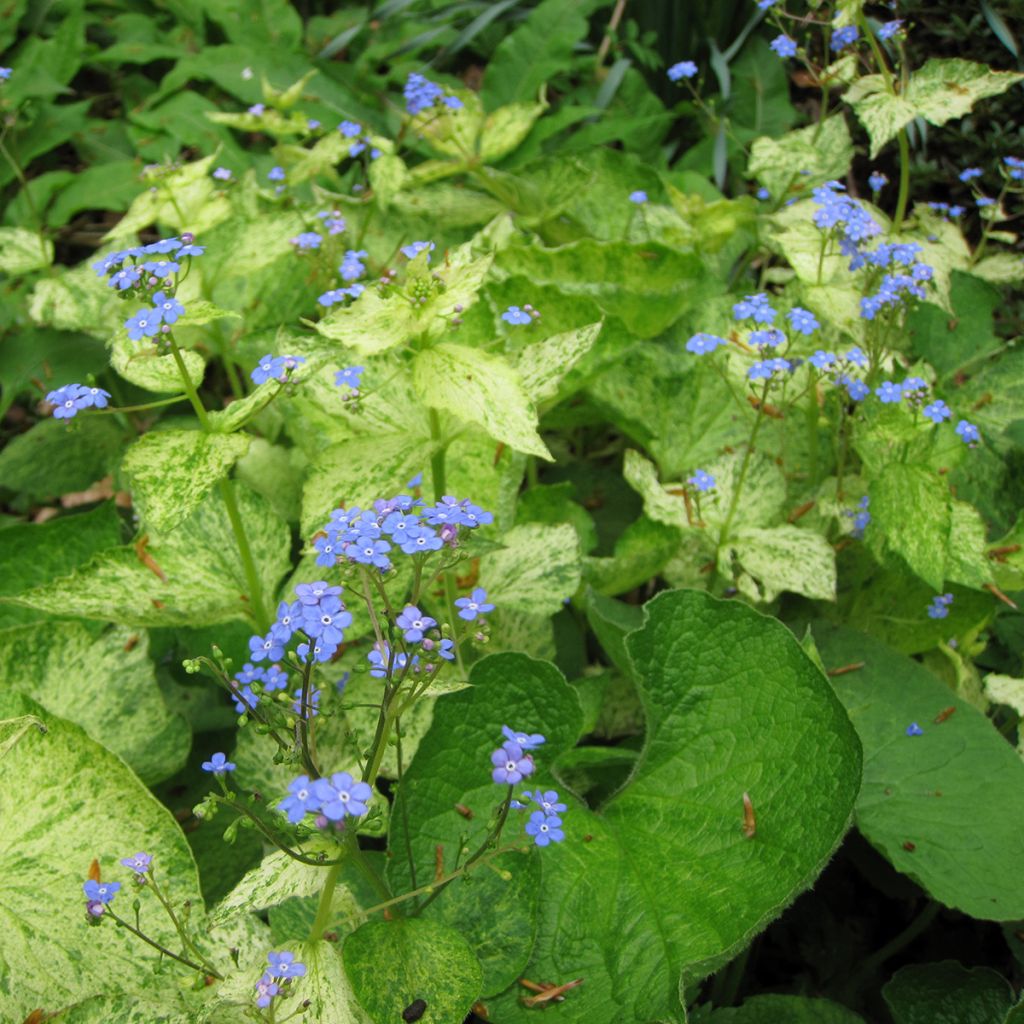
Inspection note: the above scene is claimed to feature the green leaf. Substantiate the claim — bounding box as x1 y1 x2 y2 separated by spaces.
702 994 866 1023
344 918 483 1024
0 416 124 500
201 0 303 49
956 348 1024 452
479 523 582 614
413 341 552 459
386 653 583 995
110 333 206 394
7 486 290 628
970 252 1024 284
883 961 1014 1024
29 257 122 339
480 101 549 163
848 60 1024 158
496 238 718 338
748 116 854 201
0 622 188 785
123 429 252 532
868 463 951 590
0 692 202 1019
0 226 53 274
487 590 861 1023
515 321 603 405
368 152 408 210
584 516 682 597
724 524 837 602
813 624 1024 920
296 940 371 1024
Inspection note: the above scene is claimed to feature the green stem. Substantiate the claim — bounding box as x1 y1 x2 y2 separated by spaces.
147 874 221 977
429 408 447 499
95 396 189 414
852 901 941 986
894 129 911 231
218 477 270 632
214 793 344 866
296 656 319 779
167 337 211 430
308 861 343 942
720 386 769 543
395 717 419 902
107 908 222 979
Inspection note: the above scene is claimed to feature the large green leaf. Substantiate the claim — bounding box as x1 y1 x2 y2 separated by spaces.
123 429 252 532
882 961 1015 1024
0 623 187 785
813 624 1024 920
6 486 290 628
414 342 551 459
847 59 1024 158
496 239 716 338
515 321 603 406
700 994 866 1023
344 918 482 1024
0 226 54 274
748 116 854 201
0 692 202 1018
110 333 206 394
479 522 581 615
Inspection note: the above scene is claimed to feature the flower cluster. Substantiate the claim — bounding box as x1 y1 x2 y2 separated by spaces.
256 951 306 1010
338 120 380 159
927 593 954 620
490 728 567 848
83 879 121 917
404 72 463 116
278 771 372 824
247 580 353 670
250 353 306 386
46 383 110 420
667 60 698 81
844 496 871 538
502 304 539 325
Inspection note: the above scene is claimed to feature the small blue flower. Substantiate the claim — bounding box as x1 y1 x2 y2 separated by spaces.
906 722 924 736
251 354 287 386
401 240 434 260
313 772 372 820
845 347 868 367
232 685 258 714
339 120 362 137
686 332 728 355
340 249 368 281
868 171 888 191
831 25 860 51
756 0 777 8
125 309 160 342
959 167 983 183
955 419 980 445
688 469 715 493
977 196 996 208
302 595 352 646
733 293 776 323
749 328 786 348
531 790 567 814
83 880 120 903
109 266 141 290
667 60 698 81
502 726 545 750
250 631 284 662
255 975 279 1009
267 166 286 182
1004 156 1024 181
770 34 798 57
502 305 533 325
267 951 307 980
876 381 903 403
278 776 320 823
202 752 236 774
525 811 564 847
248 103 265 115
396 605 436 643
263 665 290 692
843 377 870 402
927 593 954 619
405 72 445 115
491 741 535 785
455 587 494 621
0 68 11 80
787 307 819 335
629 190 648 204
877 20 903 40
213 167 233 181
142 259 179 279
120 852 152 875
291 231 322 250
152 291 185 325
435 637 456 661
808 350 836 371
756 187 770 200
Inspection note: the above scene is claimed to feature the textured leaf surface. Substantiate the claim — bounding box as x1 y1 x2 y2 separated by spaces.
387 654 583 995
478 523 581 614
414 341 551 459
123 429 251 532
110 333 206 393
813 624 1024 919
882 961 1014 1024
748 116 853 200
702 994 866 1023
0 692 201 1018
8 487 290 627
344 918 482 1024
0 623 187 785
0 226 54 274
516 321 603 405
725 525 837 602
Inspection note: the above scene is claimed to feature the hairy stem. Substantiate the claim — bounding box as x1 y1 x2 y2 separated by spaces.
107 908 222 979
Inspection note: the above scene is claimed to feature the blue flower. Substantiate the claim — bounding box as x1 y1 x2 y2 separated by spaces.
875 381 903 403
271 600 302 643
732 292 776 323
405 72 447 115
177 242 205 257
251 354 287 386
340 249 368 281
278 776 320 823
125 308 160 342
831 24 859 51
906 722 924 736
338 120 362 138
502 725 545 750
295 581 342 605
491 741 535 784
250 631 285 662
1004 156 1024 181
809 350 836 371
955 419 980 445
667 60 698 81
927 593 954 619
868 171 888 191
213 167 233 181
787 307 819 335
877 19 903 40
959 167 983 183
756 187 770 200
48 384 108 419
303 595 352 646
120 852 152 874
201 752 236 774
268 166 286 181
977 196 996 208
142 259 179 279
232 685 258 714
770 35 797 57
629 190 648 204
686 332 728 355
401 240 434 260
318 210 347 235
845 347 868 367
152 291 185 325
756 0 777 8
297 638 338 664
502 305 532 325
749 328 786 348
0 68 11 80
688 469 715 492
839 376 869 402
248 103 265 115
399 527 442 555
525 811 564 847
109 266 141 290
263 665 290 692
397 605 436 643
83 880 120 903
313 772 372 820
455 588 494 621
291 231 322 250
747 358 791 380
351 537 392 568
267 951 307 980
847 496 871 537
530 790 567 814
144 238 182 255
434 637 456 661
255 975 279 1009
